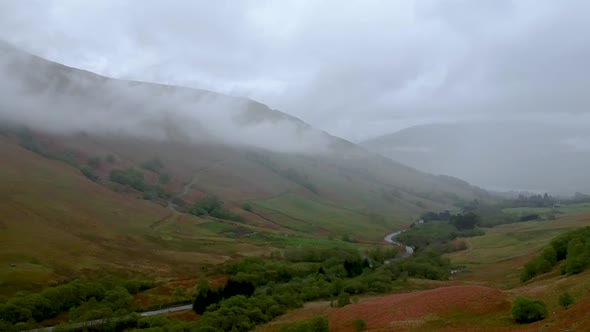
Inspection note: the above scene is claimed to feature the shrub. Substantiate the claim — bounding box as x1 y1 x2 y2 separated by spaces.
188 196 243 222
275 317 329 332
142 185 171 200
336 292 351 307
80 166 99 182
521 256 553 282
242 203 253 212
123 280 153 294
565 238 588 274
110 168 145 191
558 292 574 309
141 158 164 173
352 319 366 332
511 297 547 323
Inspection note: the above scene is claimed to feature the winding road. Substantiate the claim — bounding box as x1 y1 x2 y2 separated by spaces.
26 230 413 332
384 230 414 256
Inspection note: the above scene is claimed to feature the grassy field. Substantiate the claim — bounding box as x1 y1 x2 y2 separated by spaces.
448 212 590 288
256 211 590 331
252 193 404 240
0 139 270 295
502 202 590 217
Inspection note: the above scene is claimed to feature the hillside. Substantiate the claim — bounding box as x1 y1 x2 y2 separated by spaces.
361 122 590 195
0 43 490 294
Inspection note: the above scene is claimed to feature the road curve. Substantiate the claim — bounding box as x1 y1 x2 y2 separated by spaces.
26 232 411 332
384 230 414 256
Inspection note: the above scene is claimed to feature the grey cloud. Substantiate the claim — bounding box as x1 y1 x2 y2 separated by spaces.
0 42 335 154
0 0 589 142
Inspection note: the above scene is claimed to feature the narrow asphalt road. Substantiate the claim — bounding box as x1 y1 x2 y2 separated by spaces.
26 230 411 332
24 304 193 332
384 230 414 256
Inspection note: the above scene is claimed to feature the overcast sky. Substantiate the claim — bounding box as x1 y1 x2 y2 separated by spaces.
1 0 589 141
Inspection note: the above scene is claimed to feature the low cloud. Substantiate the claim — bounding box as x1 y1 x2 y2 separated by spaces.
0 43 334 154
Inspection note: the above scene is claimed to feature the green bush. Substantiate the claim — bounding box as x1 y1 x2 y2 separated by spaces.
335 292 351 307
275 317 329 332
242 202 253 212
558 292 574 309
188 196 243 222
352 319 366 332
142 185 171 200
565 238 588 274
110 168 145 191
522 226 590 281
123 280 154 294
80 166 99 182
511 297 547 323
141 158 164 173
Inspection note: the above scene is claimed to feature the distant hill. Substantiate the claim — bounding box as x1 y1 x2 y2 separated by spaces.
361 122 590 195
0 42 489 292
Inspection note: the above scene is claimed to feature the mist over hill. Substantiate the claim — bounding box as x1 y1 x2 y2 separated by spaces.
361 122 590 195
0 41 350 155
0 42 490 222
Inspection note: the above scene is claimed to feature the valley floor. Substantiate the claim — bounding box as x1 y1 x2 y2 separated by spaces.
254 211 590 331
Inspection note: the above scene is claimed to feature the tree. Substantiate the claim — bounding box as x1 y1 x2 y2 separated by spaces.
141 158 164 173
450 212 480 230
558 292 574 309
188 196 243 222
511 297 547 323
80 166 99 182
566 238 587 274
542 246 557 266
110 168 145 191
241 203 253 212
336 292 351 307
196 279 210 295
102 287 132 311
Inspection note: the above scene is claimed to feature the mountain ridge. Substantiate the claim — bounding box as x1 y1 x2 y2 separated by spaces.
361 122 590 195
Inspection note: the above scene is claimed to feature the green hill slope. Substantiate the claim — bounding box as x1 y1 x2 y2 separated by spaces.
0 43 491 293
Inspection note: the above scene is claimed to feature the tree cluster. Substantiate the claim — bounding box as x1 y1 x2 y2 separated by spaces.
521 226 590 282
0 279 152 330
419 210 451 222
109 168 171 200
140 158 165 173
513 193 555 207
187 196 244 222
449 212 479 230
193 279 255 314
